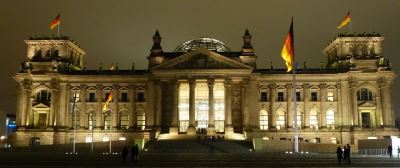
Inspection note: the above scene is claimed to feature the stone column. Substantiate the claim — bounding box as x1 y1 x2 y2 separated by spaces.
16 83 27 127
187 79 196 134
128 84 136 130
303 84 310 129
320 83 327 129
80 85 87 129
145 80 155 129
169 80 179 135
269 84 277 130
336 83 342 128
112 84 119 129
349 81 359 127
224 79 233 134
56 84 67 129
380 81 394 127
242 79 249 130
248 79 259 131
286 84 293 129
207 79 215 135
27 97 34 127
154 80 162 128
340 81 351 128
96 84 103 129
65 84 71 128
49 82 58 128
375 95 382 127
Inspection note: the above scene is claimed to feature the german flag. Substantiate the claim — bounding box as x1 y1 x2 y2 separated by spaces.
102 91 113 111
50 14 61 29
337 12 351 29
281 18 294 72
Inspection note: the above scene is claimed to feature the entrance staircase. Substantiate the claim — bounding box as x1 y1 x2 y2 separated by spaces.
145 134 252 153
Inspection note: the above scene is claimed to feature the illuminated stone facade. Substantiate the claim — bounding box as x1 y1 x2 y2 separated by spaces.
12 31 398 146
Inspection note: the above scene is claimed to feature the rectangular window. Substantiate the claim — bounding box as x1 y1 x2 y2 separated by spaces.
121 92 128 102
137 92 145 102
311 92 318 101
260 92 268 102
277 92 284 102
327 91 334 102
296 92 301 101
88 93 96 102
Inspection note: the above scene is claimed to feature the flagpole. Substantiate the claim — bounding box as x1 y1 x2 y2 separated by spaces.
109 109 112 154
72 92 79 154
293 63 299 153
57 24 60 37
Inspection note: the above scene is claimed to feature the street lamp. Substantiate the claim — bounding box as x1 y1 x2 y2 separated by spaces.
72 92 80 154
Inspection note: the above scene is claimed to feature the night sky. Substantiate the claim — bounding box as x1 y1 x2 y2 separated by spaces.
0 1 399 120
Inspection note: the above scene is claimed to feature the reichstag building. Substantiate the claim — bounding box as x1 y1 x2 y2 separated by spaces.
12 30 398 147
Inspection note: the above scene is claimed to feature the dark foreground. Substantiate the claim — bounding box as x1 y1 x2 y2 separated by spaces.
1 152 400 167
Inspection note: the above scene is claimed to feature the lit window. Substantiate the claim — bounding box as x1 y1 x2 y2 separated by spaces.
327 110 335 128
331 137 337 144
88 111 96 130
104 111 111 130
276 112 285 130
310 111 318 129
260 110 268 130
119 111 129 130
137 112 145 130
327 91 334 101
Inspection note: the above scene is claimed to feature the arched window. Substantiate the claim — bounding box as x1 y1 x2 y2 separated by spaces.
326 110 335 128
259 110 268 130
357 88 373 101
310 110 318 130
119 110 129 130
36 90 51 103
88 111 96 130
104 111 111 130
276 110 285 130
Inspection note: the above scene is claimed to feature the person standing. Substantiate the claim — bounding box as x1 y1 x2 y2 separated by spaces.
134 144 140 162
121 145 129 162
336 146 343 164
131 145 137 163
343 146 347 163
388 144 393 158
346 144 351 164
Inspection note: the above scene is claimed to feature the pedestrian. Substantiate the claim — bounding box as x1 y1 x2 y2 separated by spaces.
388 144 393 158
131 145 136 162
134 144 140 162
336 146 343 164
397 146 400 158
343 146 347 163
346 144 351 164
121 145 129 162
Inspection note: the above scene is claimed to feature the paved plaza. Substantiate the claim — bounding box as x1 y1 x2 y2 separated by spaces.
1 152 400 167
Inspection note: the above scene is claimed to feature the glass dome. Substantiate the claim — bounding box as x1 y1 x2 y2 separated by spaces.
174 37 231 52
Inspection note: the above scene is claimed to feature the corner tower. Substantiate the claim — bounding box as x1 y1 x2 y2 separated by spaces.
323 32 388 71
21 35 86 73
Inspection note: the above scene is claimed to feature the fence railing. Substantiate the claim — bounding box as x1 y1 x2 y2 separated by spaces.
359 148 388 155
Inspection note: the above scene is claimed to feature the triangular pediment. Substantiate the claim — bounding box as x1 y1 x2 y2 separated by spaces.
32 103 50 109
358 101 376 107
152 48 253 70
